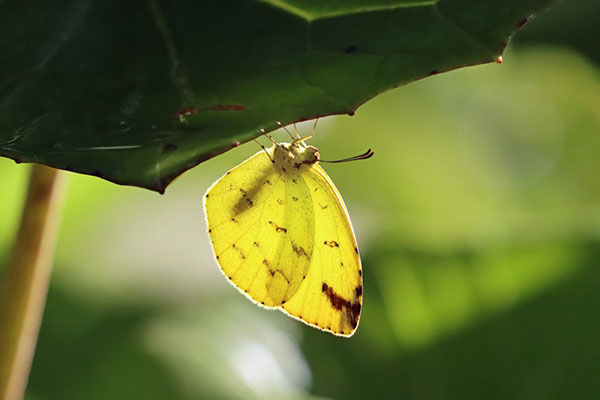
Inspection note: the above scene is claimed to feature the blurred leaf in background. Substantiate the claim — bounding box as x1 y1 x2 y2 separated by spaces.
1 1 599 399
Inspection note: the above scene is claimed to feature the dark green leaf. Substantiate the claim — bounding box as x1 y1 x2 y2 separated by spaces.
0 0 555 192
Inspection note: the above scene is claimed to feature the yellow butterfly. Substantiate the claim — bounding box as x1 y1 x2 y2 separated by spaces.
204 121 372 337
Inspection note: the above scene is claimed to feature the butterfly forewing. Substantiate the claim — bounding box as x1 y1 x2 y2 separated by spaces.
282 164 363 337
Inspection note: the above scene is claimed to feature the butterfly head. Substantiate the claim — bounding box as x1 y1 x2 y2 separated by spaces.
272 141 320 170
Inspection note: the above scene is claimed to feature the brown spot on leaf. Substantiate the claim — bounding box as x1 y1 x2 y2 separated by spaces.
177 107 200 118
515 17 529 29
205 104 245 111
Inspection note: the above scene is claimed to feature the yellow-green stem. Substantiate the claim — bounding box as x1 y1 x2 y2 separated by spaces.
0 165 67 400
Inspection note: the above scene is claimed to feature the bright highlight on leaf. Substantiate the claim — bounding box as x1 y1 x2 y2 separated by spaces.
204 124 368 337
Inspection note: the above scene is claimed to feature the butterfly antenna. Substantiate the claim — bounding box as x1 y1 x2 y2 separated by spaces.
320 149 374 163
253 139 274 163
277 121 296 141
293 123 301 139
312 118 319 136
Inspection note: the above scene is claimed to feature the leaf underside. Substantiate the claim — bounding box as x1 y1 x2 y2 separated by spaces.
0 0 555 192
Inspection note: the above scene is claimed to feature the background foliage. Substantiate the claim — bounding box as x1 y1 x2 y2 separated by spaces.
1 0 599 399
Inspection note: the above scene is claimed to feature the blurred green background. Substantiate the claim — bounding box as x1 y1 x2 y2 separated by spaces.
2 1 600 398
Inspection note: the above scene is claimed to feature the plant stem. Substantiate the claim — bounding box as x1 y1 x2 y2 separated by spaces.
0 165 67 400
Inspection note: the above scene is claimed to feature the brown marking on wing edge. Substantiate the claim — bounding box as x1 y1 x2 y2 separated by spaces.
321 283 361 329
355 286 363 297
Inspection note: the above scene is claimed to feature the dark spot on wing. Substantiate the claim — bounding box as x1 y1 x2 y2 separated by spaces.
269 268 290 284
319 203 328 209
232 243 247 259
292 178 297 183
266 180 272 185
232 175 274 216
340 262 344 267
277 199 284 205
231 218 239 223
324 240 339 248
314 187 318 192
208 229 212 233
354 246 359 254
359 269 362 276
205 193 209 198
292 196 298 202
321 283 361 329
291 242 309 258
355 286 363 297
269 221 287 233
253 241 260 247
